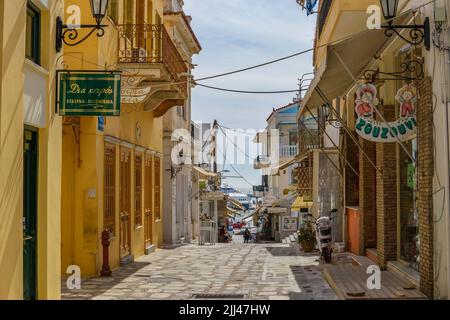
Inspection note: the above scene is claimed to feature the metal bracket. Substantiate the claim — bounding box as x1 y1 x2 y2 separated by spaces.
361 58 424 83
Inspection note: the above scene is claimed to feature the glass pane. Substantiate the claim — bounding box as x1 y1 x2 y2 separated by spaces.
26 13 33 58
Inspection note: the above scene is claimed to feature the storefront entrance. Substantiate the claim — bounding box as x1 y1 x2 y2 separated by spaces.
399 139 419 271
23 129 38 300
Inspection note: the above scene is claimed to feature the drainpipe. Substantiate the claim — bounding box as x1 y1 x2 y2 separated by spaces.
444 49 450 300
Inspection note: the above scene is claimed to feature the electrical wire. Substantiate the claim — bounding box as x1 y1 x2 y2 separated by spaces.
193 0 437 83
218 124 253 161
216 147 254 188
56 0 437 98
195 48 314 82
195 83 299 94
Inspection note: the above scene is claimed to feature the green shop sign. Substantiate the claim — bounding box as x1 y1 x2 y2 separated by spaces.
57 71 122 116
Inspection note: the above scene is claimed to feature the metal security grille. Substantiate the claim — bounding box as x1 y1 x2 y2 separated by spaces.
144 155 153 245
297 154 313 198
135 153 143 227
154 156 161 220
104 143 116 235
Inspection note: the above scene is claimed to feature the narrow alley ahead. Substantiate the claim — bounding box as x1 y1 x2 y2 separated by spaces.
62 243 337 300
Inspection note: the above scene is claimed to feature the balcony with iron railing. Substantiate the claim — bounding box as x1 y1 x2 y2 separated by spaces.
117 24 188 93
298 129 322 155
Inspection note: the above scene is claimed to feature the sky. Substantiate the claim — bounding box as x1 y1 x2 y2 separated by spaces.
183 0 317 193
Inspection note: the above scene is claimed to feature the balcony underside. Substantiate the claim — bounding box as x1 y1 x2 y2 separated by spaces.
119 64 186 117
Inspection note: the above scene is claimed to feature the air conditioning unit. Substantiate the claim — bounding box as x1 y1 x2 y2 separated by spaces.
131 48 147 62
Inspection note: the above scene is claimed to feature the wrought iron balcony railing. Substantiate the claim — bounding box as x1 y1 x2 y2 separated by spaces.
298 129 322 155
118 24 188 82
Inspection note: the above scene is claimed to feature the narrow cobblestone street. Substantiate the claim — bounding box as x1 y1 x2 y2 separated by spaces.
62 243 337 300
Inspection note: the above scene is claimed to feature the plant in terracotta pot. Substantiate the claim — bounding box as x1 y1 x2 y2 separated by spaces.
298 221 316 252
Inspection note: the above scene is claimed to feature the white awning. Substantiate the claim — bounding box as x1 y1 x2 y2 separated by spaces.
301 28 389 111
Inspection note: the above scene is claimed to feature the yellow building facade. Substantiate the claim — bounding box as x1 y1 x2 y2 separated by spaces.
1 0 64 299
60 0 189 278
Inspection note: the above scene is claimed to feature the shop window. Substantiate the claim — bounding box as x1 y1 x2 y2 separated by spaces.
135 153 143 227
26 1 40 65
154 156 161 220
107 0 119 24
104 143 116 234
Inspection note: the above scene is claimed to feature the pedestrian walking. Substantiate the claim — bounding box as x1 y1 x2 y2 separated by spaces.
244 228 251 244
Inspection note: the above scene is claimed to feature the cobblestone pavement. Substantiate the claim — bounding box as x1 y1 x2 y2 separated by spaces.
62 243 337 300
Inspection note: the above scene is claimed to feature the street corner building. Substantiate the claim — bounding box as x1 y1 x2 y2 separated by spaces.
0 0 200 299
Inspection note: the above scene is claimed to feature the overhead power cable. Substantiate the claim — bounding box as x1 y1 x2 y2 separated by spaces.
216 147 254 188
195 48 314 82
195 83 298 94
218 124 253 161
193 0 436 83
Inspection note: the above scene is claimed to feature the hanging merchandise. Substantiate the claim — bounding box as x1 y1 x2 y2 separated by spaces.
354 83 418 143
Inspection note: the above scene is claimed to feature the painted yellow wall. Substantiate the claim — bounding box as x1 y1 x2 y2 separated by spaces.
60 0 165 278
1 0 63 299
0 0 26 300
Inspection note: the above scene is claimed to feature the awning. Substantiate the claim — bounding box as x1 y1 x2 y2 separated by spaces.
266 207 287 214
242 207 262 221
227 206 240 216
225 195 246 211
271 191 298 208
302 28 389 111
193 166 218 178
291 196 313 210
276 158 297 174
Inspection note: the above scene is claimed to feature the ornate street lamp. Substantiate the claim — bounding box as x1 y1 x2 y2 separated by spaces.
56 0 109 52
379 0 430 50
380 0 399 20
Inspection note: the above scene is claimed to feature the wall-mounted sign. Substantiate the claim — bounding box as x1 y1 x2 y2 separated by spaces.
355 83 417 143
57 71 121 116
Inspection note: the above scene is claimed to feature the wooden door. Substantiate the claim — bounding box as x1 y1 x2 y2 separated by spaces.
120 148 131 260
23 129 38 300
144 155 153 246
135 153 143 227
154 157 161 221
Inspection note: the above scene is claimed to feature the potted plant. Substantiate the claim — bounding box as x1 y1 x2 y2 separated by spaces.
298 221 316 252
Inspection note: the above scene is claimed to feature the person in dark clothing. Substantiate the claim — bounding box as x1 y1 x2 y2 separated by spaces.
244 228 251 244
